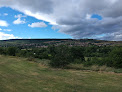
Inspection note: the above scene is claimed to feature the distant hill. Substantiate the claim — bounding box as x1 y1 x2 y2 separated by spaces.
0 39 122 48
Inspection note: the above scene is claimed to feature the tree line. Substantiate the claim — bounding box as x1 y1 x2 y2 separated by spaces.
0 45 122 68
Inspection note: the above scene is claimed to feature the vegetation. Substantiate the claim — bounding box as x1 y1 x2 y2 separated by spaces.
49 45 74 68
0 55 122 92
0 39 122 92
0 44 122 68
0 39 122 48
108 47 122 68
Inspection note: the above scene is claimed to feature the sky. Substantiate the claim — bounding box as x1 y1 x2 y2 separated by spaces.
0 0 122 41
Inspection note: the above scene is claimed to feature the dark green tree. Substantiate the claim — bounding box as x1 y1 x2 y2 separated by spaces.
50 45 73 68
108 47 122 68
71 47 85 63
7 47 17 56
0 47 5 55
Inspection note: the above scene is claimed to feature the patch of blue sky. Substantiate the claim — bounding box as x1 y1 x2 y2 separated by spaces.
91 14 102 20
0 7 72 39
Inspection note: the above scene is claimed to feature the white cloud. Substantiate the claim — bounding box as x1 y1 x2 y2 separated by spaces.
0 20 9 27
3 29 12 31
13 18 26 24
4 13 8 16
86 14 91 20
14 14 26 18
28 22 47 28
13 14 26 24
0 28 2 31
24 10 56 25
0 32 18 40
0 28 12 31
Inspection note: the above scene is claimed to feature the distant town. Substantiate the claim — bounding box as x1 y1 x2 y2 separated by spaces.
0 39 122 48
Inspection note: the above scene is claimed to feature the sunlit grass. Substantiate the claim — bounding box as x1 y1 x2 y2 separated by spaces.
0 55 122 92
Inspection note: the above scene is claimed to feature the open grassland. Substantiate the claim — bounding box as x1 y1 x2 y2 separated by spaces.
0 55 122 92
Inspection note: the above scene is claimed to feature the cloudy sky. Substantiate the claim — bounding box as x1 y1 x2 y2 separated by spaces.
0 0 122 41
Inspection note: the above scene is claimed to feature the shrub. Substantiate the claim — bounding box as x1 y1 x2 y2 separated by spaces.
83 57 100 66
108 48 122 68
73 59 84 64
16 50 27 57
71 47 85 62
27 57 35 62
49 45 73 68
0 47 5 55
91 65 99 71
99 65 108 71
7 47 17 56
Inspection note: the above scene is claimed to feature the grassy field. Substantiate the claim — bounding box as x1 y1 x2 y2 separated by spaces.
0 55 122 92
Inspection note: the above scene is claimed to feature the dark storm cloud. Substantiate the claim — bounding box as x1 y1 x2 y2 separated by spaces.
0 0 53 14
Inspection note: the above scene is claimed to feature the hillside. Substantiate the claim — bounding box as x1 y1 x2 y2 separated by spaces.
0 39 122 48
0 55 122 92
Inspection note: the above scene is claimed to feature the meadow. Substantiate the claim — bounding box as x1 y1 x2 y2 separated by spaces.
0 55 122 92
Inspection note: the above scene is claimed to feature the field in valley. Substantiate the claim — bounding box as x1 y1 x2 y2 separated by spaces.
0 55 122 92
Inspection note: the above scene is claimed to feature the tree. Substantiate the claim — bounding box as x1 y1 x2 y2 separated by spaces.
0 47 5 55
71 47 85 63
49 45 73 68
108 47 122 68
7 47 17 56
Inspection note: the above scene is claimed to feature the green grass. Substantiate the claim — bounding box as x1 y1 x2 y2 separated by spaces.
67 64 122 73
0 55 122 92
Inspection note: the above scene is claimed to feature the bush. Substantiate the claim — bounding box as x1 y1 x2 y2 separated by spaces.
91 65 99 71
7 47 17 56
73 59 84 64
39 52 49 59
0 47 5 55
16 50 27 57
83 57 100 66
49 45 73 68
71 47 85 62
108 48 122 68
27 57 35 62
99 65 108 71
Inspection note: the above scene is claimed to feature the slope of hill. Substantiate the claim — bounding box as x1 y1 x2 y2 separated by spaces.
0 39 122 48
0 55 122 92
